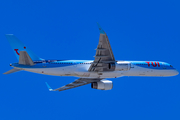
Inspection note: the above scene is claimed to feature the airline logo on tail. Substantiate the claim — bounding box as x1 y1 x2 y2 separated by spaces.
14 49 19 55
14 46 26 55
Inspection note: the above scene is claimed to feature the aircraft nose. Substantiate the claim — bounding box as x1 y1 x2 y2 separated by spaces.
174 69 179 76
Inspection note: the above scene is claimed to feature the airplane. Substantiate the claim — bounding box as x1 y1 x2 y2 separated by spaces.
4 23 179 92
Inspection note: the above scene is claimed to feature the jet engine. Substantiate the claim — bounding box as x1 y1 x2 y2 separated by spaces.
91 80 113 90
108 63 115 70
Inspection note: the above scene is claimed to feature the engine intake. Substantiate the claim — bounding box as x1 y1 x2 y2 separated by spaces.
108 63 115 70
91 80 113 90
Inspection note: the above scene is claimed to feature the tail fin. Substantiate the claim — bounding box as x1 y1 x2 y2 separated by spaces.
6 34 42 61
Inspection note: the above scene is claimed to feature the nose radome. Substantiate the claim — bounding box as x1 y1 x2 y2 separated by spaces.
174 69 179 76
176 70 179 75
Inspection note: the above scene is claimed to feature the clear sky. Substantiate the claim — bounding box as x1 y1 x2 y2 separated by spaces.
0 0 180 120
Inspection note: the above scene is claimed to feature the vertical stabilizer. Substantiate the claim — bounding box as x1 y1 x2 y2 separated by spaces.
6 34 42 61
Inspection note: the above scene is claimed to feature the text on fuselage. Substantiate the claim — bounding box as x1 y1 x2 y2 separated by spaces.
146 62 160 67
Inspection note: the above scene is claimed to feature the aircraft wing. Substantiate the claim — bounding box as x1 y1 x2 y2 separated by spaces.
88 23 116 72
45 78 102 92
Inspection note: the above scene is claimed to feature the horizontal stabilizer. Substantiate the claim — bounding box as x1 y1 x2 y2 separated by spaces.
19 51 34 65
3 68 21 74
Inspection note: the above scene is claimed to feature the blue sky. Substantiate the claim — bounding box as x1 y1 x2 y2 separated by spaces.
0 0 180 120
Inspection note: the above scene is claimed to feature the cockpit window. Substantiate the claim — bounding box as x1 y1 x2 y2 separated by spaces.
170 65 173 67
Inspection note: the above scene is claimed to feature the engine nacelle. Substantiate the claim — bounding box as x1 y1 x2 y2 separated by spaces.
91 80 113 90
108 63 115 70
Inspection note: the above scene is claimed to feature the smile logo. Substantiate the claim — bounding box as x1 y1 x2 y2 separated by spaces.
14 47 26 55
14 49 19 55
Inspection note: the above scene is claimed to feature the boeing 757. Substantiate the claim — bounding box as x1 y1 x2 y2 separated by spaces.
4 23 179 91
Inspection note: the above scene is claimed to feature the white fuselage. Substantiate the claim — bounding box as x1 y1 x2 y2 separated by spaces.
13 60 179 78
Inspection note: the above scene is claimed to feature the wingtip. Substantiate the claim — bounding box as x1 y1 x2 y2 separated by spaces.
96 23 105 34
45 82 53 91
